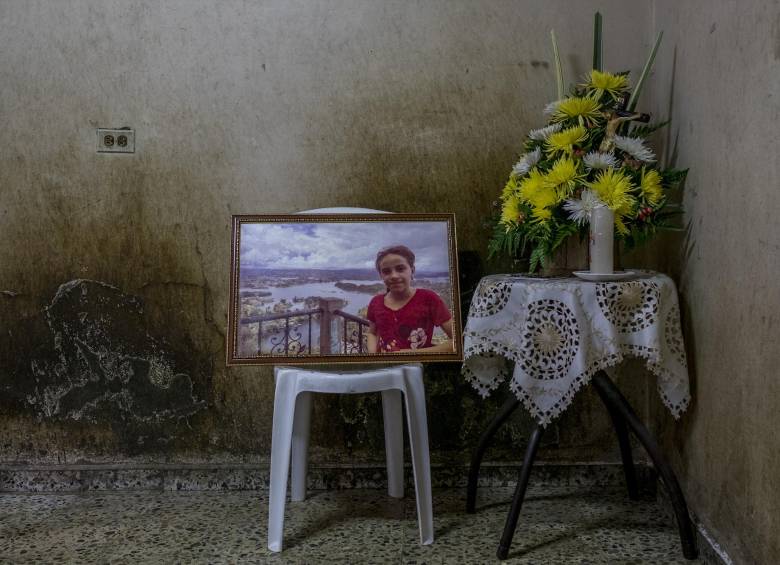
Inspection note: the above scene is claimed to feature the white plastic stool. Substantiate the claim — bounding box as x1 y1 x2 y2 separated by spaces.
267 363 433 552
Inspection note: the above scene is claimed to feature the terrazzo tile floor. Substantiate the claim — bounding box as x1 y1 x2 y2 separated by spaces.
0 485 700 564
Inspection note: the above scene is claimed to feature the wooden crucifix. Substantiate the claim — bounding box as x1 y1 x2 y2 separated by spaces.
599 95 651 153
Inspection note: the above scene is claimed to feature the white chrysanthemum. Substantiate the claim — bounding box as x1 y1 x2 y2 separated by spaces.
528 122 563 141
543 100 562 115
583 151 619 170
512 147 542 177
563 189 604 225
613 135 656 162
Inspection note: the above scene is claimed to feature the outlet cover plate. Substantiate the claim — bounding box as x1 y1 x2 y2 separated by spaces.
97 128 135 153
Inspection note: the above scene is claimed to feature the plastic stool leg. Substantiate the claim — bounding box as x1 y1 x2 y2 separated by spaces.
267 376 298 552
291 391 312 502
382 389 404 498
402 367 434 545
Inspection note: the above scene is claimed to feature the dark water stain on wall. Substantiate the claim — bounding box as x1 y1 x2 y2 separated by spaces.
1 279 207 452
774 11 780 61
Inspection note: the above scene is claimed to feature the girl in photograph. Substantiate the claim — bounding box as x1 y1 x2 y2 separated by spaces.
366 245 454 353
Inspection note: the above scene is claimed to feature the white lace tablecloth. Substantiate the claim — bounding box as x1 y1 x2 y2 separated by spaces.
462 271 690 426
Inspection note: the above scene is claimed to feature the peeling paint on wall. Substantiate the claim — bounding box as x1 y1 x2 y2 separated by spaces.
15 280 205 424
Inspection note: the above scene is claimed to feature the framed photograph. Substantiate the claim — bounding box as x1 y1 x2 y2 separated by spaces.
227 213 462 365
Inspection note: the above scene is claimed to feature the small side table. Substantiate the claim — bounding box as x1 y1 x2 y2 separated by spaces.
461 272 697 560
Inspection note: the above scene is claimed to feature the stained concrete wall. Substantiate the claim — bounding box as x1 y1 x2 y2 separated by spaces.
5 0 778 560
1 0 658 466
0 0 780 563
647 1 780 563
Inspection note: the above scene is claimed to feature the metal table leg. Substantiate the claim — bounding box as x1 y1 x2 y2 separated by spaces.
466 396 520 514
496 422 545 560
594 381 640 500
468 373 698 561
592 371 698 560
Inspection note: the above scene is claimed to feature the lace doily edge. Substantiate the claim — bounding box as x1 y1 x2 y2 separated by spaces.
462 345 691 426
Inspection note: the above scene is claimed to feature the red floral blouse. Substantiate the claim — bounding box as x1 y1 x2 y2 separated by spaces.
367 288 451 352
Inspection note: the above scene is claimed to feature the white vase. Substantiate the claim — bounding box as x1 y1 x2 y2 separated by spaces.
590 205 614 274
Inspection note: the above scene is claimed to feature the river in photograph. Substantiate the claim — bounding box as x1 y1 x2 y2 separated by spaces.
241 282 374 315
242 277 449 315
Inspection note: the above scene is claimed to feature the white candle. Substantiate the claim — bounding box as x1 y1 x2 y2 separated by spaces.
590 205 614 274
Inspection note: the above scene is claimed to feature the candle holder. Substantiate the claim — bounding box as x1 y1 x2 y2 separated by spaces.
590 205 614 274
573 206 635 281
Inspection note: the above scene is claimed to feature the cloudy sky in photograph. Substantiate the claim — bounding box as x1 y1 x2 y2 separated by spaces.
240 221 451 272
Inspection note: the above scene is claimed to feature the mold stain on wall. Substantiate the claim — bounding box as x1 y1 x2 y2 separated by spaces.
2 279 208 453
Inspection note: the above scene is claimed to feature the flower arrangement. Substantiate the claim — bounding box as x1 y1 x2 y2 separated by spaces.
489 14 687 272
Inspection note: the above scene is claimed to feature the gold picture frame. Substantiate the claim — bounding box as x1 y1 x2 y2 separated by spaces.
227 213 462 365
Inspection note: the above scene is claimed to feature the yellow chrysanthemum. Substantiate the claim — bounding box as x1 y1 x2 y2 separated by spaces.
517 169 546 202
501 176 519 201
584 70 629 100
518 169 556 216
587 169 637 234
500 194 524 226
526 187 557 210
545 125 588 156
544 156 585 201
530 206 552 222
552 96 603 126
640 168 663 205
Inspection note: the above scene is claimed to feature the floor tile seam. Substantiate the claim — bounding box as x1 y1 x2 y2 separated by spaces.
0 462 650 472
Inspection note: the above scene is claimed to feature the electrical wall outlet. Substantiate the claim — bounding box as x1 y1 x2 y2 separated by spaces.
97 128 135 153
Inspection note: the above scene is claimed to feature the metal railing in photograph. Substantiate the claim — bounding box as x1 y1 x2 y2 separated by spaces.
250 308 321 355
241 298 370 355
333 309 370 354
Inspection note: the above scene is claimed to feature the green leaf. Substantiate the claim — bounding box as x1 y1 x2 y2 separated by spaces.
551 222 578 252
529 245 547 273
628 31 663 111
551 30 564 101
592 12 603 71
661 168 689 186
630 120 670 138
